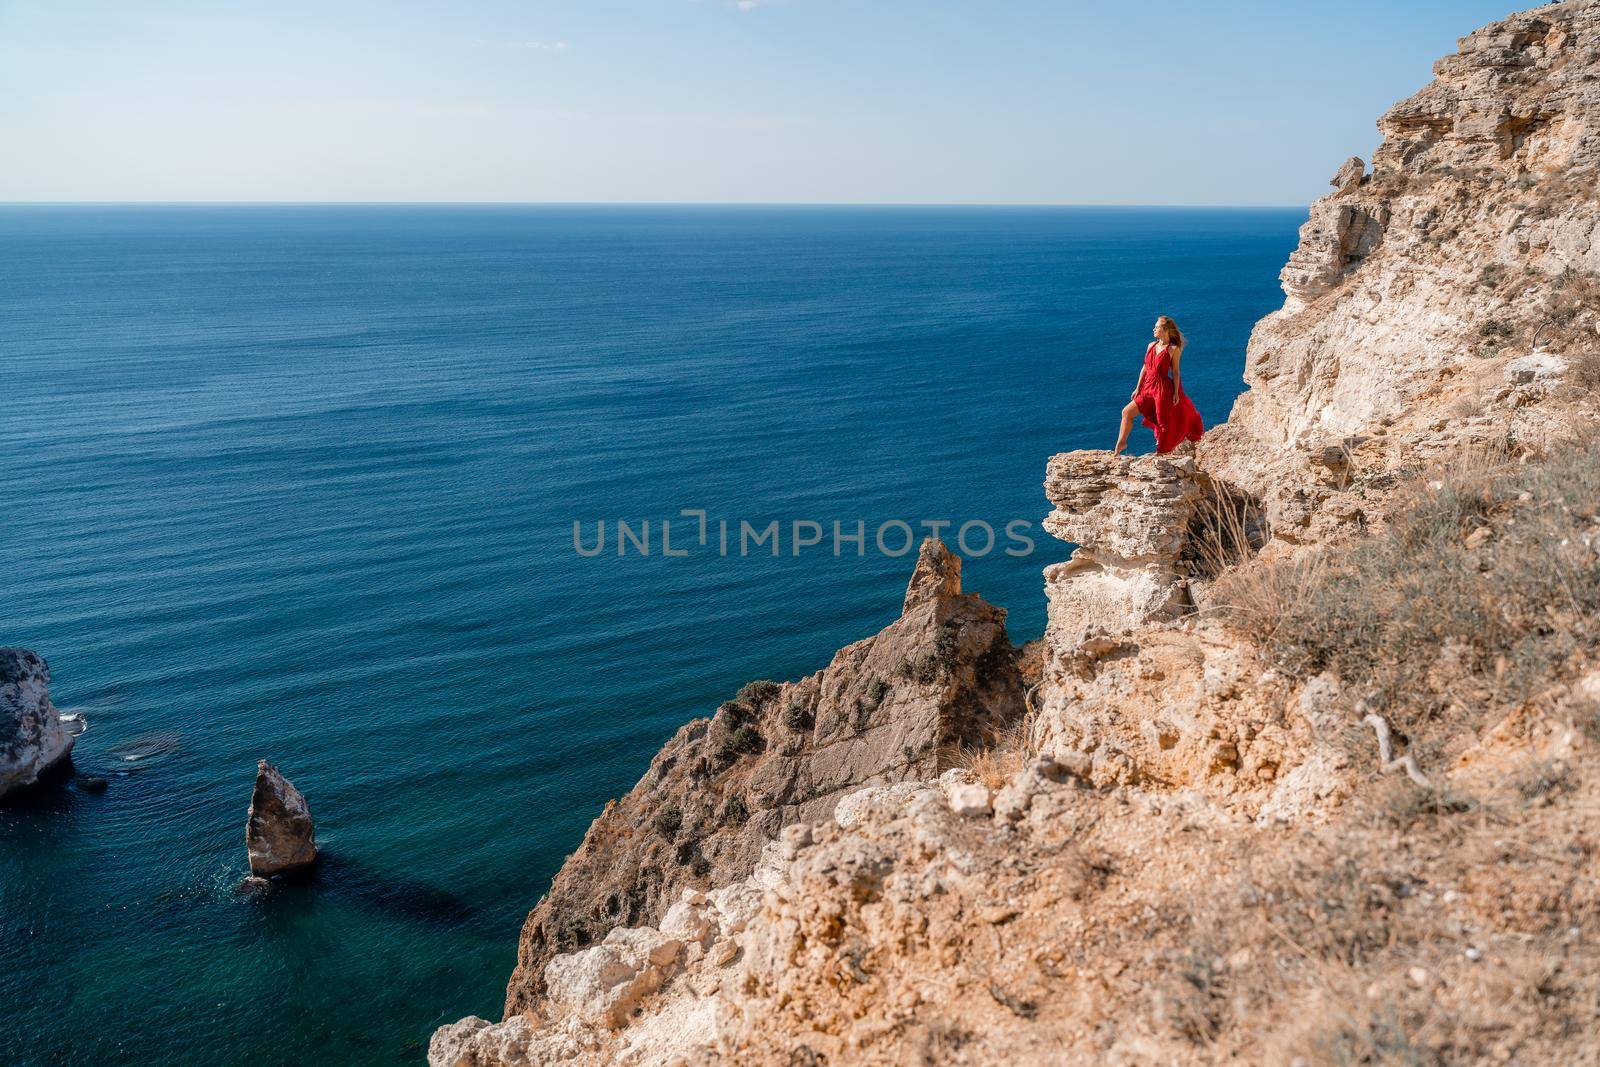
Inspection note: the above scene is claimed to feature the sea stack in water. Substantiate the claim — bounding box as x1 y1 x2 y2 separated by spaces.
0 649 77 800
246 760 318 877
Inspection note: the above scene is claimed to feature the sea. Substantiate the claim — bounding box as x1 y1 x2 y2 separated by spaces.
0 204 1300 1064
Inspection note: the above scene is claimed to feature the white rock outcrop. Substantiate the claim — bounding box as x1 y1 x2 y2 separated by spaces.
0 648 77 800
1041 451 1207 651
543 926 684 1028
1208 0 1600 509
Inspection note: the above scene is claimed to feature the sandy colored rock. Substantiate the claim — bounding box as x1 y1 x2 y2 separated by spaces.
1206 0 1600 525
1041 451 1209 650
501 540 1026 1014
1331 155 1367 191
543 926 684 1028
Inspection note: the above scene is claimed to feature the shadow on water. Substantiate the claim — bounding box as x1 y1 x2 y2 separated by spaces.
245 851 478 929
104 730 185 772
0 758 85 815
4 737 476 933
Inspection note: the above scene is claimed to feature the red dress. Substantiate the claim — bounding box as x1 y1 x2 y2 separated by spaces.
1133 342 1204 454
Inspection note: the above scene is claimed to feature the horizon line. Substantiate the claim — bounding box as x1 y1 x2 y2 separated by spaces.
0 199 1311 210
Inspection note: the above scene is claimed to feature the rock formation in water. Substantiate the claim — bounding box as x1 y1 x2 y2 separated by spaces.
0 648 78 800
433 4 1600 1063
502 538 1026 1013
246 760 318 877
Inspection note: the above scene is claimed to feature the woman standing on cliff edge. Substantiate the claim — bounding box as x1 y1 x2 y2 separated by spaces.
1113 315 1205 456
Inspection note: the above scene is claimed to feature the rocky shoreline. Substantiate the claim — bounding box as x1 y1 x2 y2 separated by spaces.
429 2 1600 1061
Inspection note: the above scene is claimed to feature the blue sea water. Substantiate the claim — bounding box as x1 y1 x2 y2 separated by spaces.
0 205 1299 1065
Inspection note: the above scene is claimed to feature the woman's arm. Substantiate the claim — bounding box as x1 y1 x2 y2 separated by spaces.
1130 364 1145 399
1170 345 1184 395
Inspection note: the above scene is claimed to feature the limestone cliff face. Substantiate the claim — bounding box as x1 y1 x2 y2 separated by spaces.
1028 0 1600 818
1041 451 1209 650
433 6 1600 1063
501 539 1026 1015
1209 0 1600 528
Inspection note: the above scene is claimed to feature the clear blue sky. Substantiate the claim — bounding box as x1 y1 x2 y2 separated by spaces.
0 0 1522 205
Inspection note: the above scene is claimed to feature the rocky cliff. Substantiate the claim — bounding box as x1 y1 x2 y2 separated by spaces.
1207 0 1600 535
434 4 1600 1063
502 538 1027 1015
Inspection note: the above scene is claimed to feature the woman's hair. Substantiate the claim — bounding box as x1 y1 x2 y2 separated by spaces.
1155 315 1184 348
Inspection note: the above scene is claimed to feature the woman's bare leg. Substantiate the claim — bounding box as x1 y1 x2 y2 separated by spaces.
1113 401 1138 456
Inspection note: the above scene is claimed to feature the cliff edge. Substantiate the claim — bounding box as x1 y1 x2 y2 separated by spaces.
501 538 1027 1015
435 4 1600 1063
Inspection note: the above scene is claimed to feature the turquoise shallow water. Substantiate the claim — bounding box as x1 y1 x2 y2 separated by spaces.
0 205 1299 1065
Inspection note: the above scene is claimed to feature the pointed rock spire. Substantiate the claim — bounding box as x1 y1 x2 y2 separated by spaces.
902 537 962 614
246 760 317 877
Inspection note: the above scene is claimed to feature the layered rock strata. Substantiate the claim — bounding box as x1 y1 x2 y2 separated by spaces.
1207 0 1600 530
1040 451 1209 654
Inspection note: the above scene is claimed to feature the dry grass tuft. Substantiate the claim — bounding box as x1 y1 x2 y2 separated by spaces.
950 720 1030 791
1209 437 1600 755
1455 255 1600 361
1185 481 1269 580
1147 757 1600 1064
1570 347 1600 391
1542 267 1600 360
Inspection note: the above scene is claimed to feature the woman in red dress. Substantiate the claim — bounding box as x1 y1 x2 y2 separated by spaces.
1113 315 1205 456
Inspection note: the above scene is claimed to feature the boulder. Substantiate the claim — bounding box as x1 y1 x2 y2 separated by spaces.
1331 155 1366 191
543 926 684 1028
946 781 993 817
0 648 77 800
246 760 318 877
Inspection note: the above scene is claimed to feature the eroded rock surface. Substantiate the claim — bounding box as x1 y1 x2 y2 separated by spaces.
1207 0 1600 524
0 648 77 800
1041 451 1208 650
246 760 318 877
502 538 1025 1014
